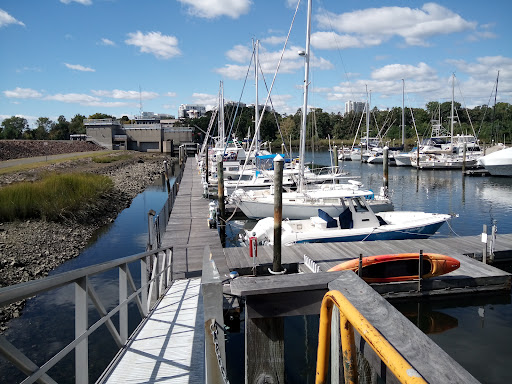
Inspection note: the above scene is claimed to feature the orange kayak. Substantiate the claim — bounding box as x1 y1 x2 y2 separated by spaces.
327 253 460 283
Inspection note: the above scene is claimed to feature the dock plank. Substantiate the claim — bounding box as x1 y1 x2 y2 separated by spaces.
101 278 204 384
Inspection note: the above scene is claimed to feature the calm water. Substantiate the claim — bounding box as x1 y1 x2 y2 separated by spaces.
2 153 512 383
0 176 171 383
224 150 512 383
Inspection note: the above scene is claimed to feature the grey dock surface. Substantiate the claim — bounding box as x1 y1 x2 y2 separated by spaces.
101 278 204 383
101 156 226 383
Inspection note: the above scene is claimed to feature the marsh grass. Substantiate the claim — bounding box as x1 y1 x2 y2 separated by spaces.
92 154 132 163
0 173 113 222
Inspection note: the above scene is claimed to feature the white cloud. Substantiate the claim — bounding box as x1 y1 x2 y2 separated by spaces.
99 38 115 46
64 63 95 72
215 43 332 80
0 9 25 28
191 93 218 110
44 93 133 108
125 31 181 59
91 89 159 100
45 93 100 104
177 0 251 19
3 87 43 99
60 0 92 5
315 3 477 47
371 63 437 81
262 36 287 45
446 56 512 81
16 66 42 73
165 92 177 97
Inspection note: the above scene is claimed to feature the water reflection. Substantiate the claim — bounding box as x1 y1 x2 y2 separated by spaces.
0 180 170 383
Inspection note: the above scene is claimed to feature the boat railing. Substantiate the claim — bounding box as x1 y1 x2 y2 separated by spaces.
0 245 175 384
316 289 427 384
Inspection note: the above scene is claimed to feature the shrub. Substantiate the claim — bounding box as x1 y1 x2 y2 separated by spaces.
0 173 113 222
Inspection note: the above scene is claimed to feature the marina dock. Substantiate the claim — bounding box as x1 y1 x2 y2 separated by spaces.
6 155 509 383
112 156 511 382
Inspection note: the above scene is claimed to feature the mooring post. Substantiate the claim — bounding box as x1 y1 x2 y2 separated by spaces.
482 224 488 264
358 254 363 278
217 154 225 245
163 160 171 193
383 146 389 194
333 145 339 184
462 142 467 175
490 220 497 263
146 209 156 251
418 249 423 292
416 141 420 167
273 154 284 273
204 153 209 184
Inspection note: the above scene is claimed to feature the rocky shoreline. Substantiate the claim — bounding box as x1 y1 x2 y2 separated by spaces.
0 153 177 332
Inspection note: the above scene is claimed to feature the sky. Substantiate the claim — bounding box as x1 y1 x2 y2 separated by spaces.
1 0 511 127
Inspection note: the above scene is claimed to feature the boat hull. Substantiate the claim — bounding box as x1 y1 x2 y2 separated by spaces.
327 253 460 282
238 198 393 220
287 219 447 245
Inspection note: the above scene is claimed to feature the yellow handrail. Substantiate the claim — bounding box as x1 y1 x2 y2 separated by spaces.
316 290 427 384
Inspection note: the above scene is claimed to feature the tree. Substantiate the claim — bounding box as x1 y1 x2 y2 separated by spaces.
34 117 53 140
49 115 70 140
1 116 28 139
69 114 86 134
88 113 114 120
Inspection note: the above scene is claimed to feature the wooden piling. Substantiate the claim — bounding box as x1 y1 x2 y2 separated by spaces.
462 142 467 174
163 161 171 193
273 155 284 273
483 224 488 264
383 147 389 193
333 145 339 184
217 155 225 245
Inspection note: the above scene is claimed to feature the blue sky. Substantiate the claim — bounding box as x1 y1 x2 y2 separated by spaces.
1 0 511 127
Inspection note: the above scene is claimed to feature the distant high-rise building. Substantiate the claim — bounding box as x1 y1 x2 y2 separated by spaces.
344 101 365 115
178 104 206 119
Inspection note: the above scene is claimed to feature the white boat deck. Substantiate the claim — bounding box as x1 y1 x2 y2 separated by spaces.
100 278 204 384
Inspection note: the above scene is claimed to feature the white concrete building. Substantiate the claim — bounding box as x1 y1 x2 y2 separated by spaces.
344 101 365 115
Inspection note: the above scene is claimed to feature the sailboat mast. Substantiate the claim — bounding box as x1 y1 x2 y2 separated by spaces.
299 0 312 193
219 81 225 149
450 73 454 152
366 85 370 151
402 79 405 147
255 40 260 153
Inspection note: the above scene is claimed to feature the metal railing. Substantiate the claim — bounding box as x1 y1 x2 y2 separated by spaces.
0 246 174 384
316 290 427 384
147 160 185 250
0 160 187 384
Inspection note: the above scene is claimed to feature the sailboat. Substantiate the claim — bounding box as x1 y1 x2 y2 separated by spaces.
412 74 481 170
230 0 393 219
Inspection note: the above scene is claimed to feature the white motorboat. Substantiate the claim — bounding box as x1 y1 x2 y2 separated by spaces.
478 147 512 176
231 185 393 219
244 195 451 246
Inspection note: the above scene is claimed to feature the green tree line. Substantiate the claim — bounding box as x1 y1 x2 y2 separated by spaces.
2 103 510 146
180 101 512 147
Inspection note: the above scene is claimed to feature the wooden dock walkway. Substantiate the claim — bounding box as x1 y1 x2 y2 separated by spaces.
101 278 203 383
225 234 512 298
100 156 228 383
101 155 512 383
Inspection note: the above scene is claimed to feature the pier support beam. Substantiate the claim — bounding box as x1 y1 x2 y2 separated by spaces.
273 155 284 273
245 308 284 384
334 145 339 184
383 147 389 195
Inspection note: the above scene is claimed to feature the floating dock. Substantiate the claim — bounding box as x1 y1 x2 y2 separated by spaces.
103 156 512 383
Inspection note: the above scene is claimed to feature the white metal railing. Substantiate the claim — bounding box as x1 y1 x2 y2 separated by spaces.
0 245 174 384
